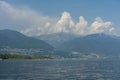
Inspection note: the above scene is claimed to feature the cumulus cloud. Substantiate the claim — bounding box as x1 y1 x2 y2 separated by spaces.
55 12 116 36
54 12 75 33
74 16 88 35
0 1 117 36
88 17 113 35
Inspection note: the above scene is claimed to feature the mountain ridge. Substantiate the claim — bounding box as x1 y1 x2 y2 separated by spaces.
60 33 120 55
0 29 53 50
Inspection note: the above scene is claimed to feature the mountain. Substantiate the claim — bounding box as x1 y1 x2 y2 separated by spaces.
0 29 53 50
36 32 78 48
61 33 120 55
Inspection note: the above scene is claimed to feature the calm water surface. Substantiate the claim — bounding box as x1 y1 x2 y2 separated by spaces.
0 59 120 80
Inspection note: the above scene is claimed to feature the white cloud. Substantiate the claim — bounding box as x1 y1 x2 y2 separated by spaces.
89 17 112 35
54 11 75 33
0 1 57 36
0 1 117 36
74 16 88 35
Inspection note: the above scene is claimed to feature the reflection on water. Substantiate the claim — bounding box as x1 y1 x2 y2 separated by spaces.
0 59 120 80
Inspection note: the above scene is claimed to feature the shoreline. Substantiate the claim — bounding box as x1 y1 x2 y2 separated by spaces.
0 54 53 60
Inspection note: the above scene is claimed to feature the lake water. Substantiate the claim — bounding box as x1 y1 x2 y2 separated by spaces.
0 59 120 80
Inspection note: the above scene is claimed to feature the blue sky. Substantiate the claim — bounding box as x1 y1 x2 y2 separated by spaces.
0 0 120 36
4 0 120 22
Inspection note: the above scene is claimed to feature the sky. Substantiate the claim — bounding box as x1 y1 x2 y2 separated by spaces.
0 0 120 36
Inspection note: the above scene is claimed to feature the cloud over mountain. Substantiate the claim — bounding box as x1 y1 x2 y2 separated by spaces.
0 1 117 36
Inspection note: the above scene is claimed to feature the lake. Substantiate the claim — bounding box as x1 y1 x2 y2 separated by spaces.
0 59 120 80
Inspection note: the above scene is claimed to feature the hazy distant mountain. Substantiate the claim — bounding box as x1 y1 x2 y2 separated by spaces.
0 29 53 50
61 33 120 55
36 32 78 48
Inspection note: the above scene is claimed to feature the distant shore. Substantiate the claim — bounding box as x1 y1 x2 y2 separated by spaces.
0 54 52 60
